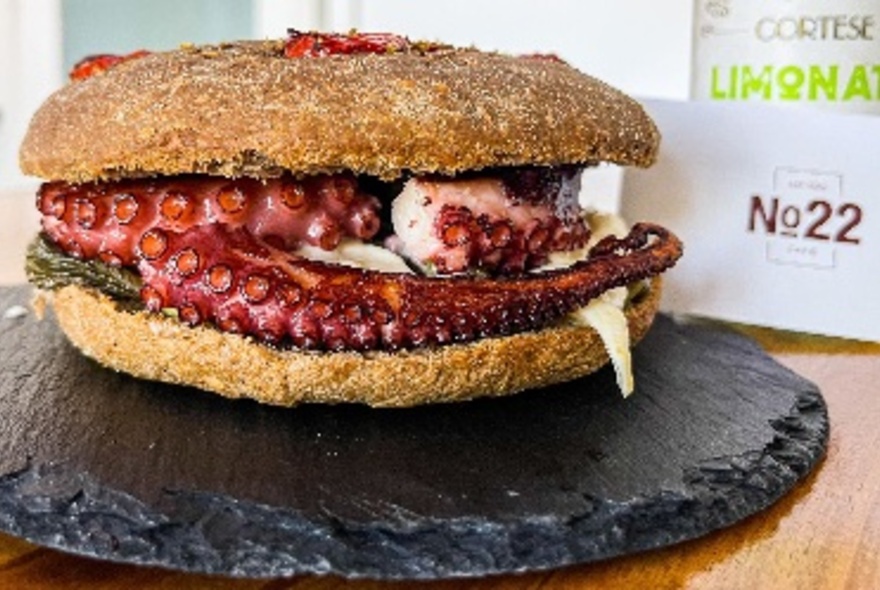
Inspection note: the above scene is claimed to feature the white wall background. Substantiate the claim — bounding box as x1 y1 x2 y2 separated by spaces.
0 0 693 191
331 0 693 101
0 0 63 191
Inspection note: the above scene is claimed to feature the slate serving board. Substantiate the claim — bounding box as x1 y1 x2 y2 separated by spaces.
0 285 828 580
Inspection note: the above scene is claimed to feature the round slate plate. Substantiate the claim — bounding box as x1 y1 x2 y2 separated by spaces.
0 286 828 580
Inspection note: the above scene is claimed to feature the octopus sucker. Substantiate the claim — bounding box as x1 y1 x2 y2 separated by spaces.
132 221 681 352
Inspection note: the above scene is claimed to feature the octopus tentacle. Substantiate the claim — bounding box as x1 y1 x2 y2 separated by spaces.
37 175 382 266
36 172 682 352
390 174 589 275
137 222 682 352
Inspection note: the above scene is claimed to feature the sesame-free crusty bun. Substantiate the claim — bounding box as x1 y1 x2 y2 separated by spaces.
23 33 683 407
49 279 662 408
20 40 659 183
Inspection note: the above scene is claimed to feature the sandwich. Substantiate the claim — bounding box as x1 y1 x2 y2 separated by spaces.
21 30 682 407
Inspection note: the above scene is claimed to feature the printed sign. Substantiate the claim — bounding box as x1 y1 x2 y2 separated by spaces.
692 0 880 114
621 99 878 342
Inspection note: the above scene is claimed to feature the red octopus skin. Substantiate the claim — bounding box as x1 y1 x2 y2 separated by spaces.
37 174 382 266
136 222 682 352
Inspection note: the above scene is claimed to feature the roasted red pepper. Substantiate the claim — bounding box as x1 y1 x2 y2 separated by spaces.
284 30 444 57
69 50 150 81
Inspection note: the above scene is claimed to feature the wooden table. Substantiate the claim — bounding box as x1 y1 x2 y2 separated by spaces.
2 188 879 589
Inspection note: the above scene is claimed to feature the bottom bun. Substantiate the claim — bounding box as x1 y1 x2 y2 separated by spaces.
50 279 662 407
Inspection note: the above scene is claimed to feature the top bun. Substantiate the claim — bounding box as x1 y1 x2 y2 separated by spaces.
20 39 659 183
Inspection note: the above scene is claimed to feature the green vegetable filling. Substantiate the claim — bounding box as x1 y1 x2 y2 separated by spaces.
25 234 142 301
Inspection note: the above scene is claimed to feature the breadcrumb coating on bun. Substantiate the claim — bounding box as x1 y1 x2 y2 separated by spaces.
20 40 659 183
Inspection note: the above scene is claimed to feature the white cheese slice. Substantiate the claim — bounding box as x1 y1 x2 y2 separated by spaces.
570 295 634 397
540 246 590 272
295 239 414 274
538 211 629 272
585 211 630 248
538 211 636 397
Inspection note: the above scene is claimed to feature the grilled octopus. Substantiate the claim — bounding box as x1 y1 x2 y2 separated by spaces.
37 170 682 352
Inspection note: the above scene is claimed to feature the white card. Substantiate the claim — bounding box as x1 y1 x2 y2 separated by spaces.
621 99 879 342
